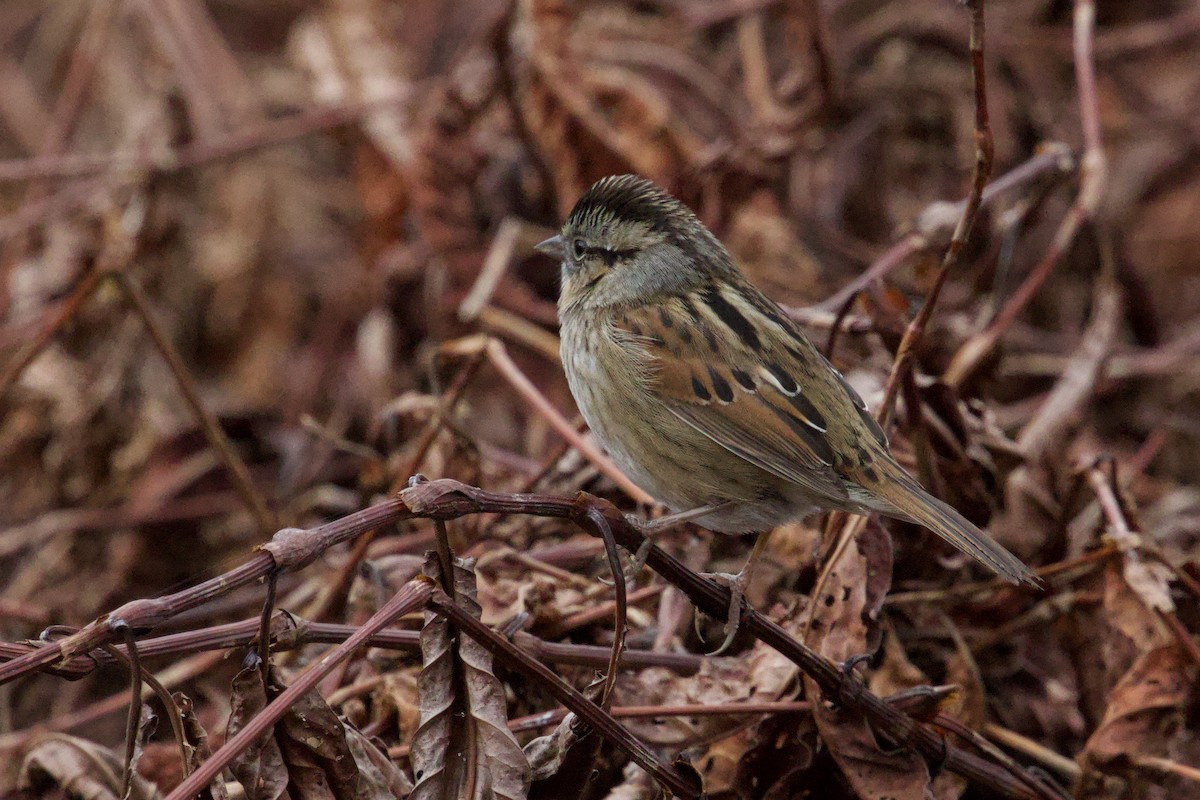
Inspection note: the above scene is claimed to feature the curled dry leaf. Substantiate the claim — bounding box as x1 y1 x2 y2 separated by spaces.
523 711 582 783
616 658 750 748
507 0 740 213
226 661 407 800
226 665 287 800
17 732 160 800
345 725 417 800
1078 643 1200 798
411 553 531 800
1102 560 1173 657
176 692 227 800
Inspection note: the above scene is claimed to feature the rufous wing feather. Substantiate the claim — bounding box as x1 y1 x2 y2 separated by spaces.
610 295 851 503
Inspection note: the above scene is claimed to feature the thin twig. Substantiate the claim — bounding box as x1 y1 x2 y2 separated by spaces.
441 335 654 504
0 617 708 685
0 93 416 183
0 0 119 307
99 637 192 782
984 723 1081 780
816 146 1072 314
112 271 276 536
256 571 278 686
117 627 143 800
0 267 103 402
935 715 1068 800
1 481 1053 798
876 0 994 426
823 288 861 360
430 586 702 798
576 501 629 712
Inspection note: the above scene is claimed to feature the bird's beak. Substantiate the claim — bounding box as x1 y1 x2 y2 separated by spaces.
535 235 565 260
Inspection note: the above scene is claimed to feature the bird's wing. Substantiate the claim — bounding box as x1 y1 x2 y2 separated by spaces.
611 285 864 504
610 281 1039 586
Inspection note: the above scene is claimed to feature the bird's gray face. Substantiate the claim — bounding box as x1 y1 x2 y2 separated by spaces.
537 174 736 314
539 213 709 314
544 212 667 311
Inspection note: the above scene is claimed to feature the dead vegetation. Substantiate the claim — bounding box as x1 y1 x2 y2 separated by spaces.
1 1 1199 798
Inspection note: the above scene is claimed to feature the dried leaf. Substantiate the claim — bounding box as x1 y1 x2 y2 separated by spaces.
524 712 582 783
733 713 819 800
227 661 402 800
17 733 161 800
273 677 362 799
1102 559 1172 656
1078 644 1200 798
410 554 531 800
618 658 750 747
345 726 416 799
177 692 227 800
804 518 930 800
289 3 418 171
599 762 655 800
227 665 288 800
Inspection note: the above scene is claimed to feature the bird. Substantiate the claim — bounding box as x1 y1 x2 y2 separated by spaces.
536 175 1038 640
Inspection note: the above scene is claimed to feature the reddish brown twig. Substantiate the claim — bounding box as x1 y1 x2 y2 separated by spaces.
0 0 118 308
441 334 654 504
816 146 1072 314
0 96 414 184
429 585 703 797
876 0 994 427
0 617 707 687
0 267 103 402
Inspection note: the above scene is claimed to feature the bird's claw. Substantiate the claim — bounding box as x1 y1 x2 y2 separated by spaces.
696 570 749 656
598 537 654 587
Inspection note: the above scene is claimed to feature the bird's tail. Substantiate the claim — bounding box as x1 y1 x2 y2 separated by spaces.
868 457 1040 587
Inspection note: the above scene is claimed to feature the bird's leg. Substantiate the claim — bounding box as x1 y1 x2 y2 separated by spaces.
633 502 730 535
700 531 771 656
618 502 733 582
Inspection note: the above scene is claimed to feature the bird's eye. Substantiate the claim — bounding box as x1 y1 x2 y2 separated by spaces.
572 239 586 260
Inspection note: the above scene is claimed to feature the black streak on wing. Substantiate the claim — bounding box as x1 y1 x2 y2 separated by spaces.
833 371 888 445
708 367 734 402
763 399 835 464
787 391 828 431
702 286 760 350
731 368 755 391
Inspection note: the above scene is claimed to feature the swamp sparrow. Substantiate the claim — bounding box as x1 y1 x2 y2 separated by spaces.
538 175 1037 609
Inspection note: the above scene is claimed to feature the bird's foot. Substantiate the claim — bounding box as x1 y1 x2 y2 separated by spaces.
832 652 875 709
840 652 873 676
598 537 654 587
697 570 750 656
